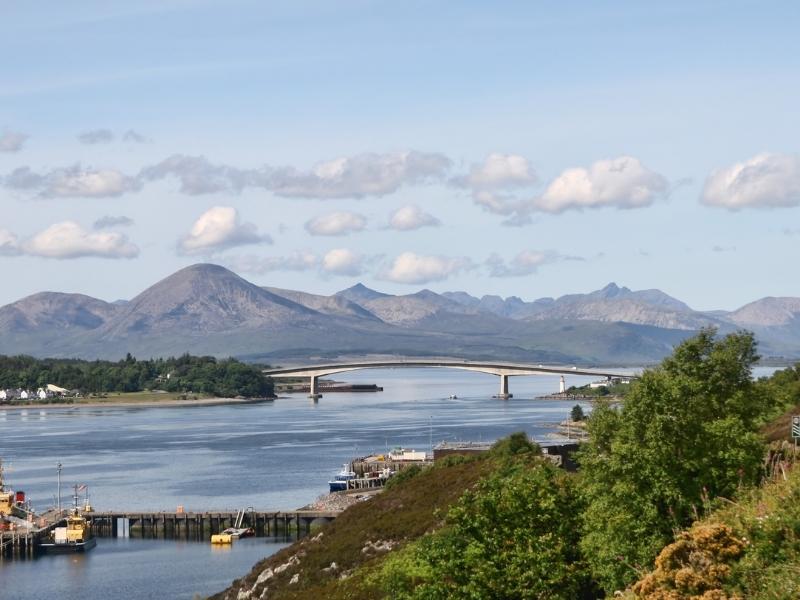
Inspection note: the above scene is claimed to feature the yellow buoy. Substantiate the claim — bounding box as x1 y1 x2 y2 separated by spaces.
211 533 233 544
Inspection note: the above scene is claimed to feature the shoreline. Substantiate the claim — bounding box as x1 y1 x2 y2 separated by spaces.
0 396 277 411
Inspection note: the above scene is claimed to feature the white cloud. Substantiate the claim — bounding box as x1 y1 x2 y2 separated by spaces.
0 131 28 153
486 250 558 277
78 129 114 144
0 229 21 256
93 215 134 229
382 251 470 284
5 150 451 201
48 166 138 198
22 221 139 259
179 206 271 255
139 154 257 195
322 248 364 276
139 150 450 199
268 151 451 199
225 251 319 274
388 205 441 231
3 164 140 198
701 153 800 209
456 153 537 189
305 211 367 236
533 156 668 214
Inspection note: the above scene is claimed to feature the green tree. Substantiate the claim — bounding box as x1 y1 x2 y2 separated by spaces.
383 458 592 599
577 329 769 593
571 404 586 421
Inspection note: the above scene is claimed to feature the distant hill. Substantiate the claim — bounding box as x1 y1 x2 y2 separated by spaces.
264 286 382 321
0 264 797 362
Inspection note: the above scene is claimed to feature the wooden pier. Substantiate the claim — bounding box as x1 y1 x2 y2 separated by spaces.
0 508 66 560
89 509 338 541
1 509 339 559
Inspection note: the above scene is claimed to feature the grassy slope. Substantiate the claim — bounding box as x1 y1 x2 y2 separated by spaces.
210 457 496 600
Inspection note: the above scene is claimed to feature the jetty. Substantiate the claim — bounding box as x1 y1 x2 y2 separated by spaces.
1 508 339 559
89 509 339 540
0 508 67 559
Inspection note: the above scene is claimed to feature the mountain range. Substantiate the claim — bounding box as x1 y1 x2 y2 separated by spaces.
0 263 798 365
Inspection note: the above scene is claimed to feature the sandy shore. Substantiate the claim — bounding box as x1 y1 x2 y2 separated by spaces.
0 396 277 411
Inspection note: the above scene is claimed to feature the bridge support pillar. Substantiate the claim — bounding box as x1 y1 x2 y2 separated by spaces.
495 374 512 399
309 375 322 400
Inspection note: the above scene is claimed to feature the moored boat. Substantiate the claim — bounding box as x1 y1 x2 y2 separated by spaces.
38 485 96 554
328 463 356 493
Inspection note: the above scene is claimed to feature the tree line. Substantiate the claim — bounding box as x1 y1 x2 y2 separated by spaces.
0 353 274 398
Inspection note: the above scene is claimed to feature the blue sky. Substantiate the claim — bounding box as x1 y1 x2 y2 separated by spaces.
1 1 798 310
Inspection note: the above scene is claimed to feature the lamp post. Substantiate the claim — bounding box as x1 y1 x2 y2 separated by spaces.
56 462 62 514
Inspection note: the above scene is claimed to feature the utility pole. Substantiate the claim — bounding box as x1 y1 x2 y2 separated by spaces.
429 416 433 457
56 462 62 514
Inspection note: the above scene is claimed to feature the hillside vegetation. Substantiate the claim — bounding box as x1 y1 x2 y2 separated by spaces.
213 329 800 599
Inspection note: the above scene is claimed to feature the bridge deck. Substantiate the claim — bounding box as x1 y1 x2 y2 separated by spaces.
264 359 636 379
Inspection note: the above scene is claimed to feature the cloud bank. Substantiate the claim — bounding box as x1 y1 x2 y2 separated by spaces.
138 150 451 199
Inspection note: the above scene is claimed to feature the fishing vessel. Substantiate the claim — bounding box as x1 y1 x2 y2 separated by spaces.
328 463 357 492
39 485 96 554
0 458 25 519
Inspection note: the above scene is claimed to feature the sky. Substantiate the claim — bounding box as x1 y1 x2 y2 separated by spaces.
1 1 799 311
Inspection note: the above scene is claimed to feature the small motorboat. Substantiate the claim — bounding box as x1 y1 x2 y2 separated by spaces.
219 508 254 539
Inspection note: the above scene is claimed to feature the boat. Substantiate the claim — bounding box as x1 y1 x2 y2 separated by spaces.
221 527 254 539
0 459 15 517
220 508 254 539
328 463 357 493
449 394 458 399
38 485 96 554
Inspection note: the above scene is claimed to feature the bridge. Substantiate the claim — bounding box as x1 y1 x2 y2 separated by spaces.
263 359 635 399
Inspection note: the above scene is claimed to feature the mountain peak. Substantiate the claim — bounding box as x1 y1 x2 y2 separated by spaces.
335 283 390 303
597 282 631 298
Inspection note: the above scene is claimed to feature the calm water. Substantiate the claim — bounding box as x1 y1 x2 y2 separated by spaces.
0 366 776 599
